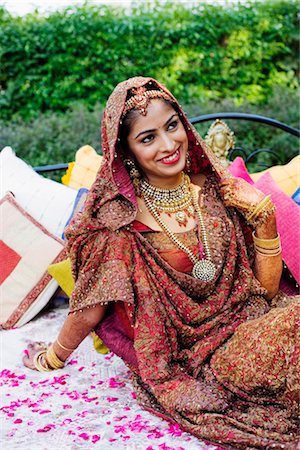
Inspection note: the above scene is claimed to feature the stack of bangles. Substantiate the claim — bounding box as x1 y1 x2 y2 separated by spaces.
245 194 276 228
252 231 282 257
33 339 76 372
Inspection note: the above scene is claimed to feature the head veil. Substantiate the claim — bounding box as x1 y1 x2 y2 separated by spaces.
65 76 231 243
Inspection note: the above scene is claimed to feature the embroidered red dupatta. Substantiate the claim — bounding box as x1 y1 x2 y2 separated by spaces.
65 77 299 449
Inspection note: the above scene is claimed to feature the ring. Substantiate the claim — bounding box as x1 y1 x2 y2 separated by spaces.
36 342 47 350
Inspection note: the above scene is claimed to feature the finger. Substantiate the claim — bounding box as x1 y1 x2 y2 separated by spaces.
22 355 36 370
220 173 234 182
36 341 47 347
219 188 232 201
33 342 47 351
220 176 236 186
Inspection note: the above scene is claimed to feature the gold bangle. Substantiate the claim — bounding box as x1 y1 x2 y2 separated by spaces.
33 350 52 372
247 195 271 221
56 338 76 352
252 231 281 249
255 247 282 257
246 198 276 228
46 345 65 370
254 246 281 255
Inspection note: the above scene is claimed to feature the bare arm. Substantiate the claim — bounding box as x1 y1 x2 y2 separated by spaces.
220 177 282 300
23 304 107 369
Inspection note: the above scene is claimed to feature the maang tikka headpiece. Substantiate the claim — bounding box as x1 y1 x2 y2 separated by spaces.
122 85 172 117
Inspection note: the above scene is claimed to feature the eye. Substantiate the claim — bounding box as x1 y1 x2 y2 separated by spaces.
141 134 154 144
167 120 178 131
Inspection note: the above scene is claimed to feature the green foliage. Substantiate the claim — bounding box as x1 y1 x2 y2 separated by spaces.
0 0 298 120
188 86 300 173
0 103 103 167
1 87 298 177
0 0 298 177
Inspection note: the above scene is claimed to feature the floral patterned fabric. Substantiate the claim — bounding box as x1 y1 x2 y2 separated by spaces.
65 77 299 449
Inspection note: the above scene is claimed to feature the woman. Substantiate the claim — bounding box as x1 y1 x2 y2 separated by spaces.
23 77 299 449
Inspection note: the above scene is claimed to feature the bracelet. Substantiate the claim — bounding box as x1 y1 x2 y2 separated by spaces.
56 338 76 353
46 345 65 370
247 195 271 221
252 231 281 249
254 247 282 257
253 231 281 257
245 195 276 228
33 350 53 372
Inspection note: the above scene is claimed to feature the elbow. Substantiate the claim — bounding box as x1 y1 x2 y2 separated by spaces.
265 286 280 301
79 304 108 329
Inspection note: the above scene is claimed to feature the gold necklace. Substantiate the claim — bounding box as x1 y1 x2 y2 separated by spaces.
139 173 194 227
142 183 216 282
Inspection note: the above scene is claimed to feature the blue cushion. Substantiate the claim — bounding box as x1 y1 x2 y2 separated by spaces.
61 188 89 239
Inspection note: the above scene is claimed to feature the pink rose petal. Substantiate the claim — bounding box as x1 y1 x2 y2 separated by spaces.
79 432 89 440
91 435 101 443
107 397 118 402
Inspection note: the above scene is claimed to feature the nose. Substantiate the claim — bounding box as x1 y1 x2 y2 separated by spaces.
159 132 175 152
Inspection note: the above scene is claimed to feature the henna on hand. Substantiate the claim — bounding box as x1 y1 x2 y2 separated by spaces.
22 341 50 371
220 177 265 213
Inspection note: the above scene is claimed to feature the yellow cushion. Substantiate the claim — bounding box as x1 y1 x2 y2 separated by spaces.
48 258 74 297
61 162 75 186
251 155 300 196
62 145 103 189
47 258 109 354
91 331 110 354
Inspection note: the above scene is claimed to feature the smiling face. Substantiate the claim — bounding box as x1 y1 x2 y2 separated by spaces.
125 99 189 188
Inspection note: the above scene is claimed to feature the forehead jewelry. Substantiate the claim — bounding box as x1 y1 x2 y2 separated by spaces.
142 178 217 282
122 86 172 117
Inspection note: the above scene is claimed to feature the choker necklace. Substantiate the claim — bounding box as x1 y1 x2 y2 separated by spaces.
142 179 216 282
139 173 194 227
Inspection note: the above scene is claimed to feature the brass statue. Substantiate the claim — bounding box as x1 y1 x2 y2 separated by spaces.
205 119 235 166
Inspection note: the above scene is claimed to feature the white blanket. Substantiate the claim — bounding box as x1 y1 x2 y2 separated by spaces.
1 307 220 450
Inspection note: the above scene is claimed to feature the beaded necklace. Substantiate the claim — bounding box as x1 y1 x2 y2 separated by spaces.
139 173 194 227
141 176 216 281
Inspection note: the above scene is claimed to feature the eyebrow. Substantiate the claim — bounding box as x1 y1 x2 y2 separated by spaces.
134 113 178 139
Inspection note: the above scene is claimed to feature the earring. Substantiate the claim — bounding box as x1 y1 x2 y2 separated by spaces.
124 158 141 182
185 150 191 173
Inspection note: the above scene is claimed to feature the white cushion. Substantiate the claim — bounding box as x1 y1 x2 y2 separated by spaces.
0 193 65 329
0 147 77 237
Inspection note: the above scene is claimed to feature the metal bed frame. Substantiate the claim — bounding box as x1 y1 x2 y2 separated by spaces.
33 113 300 173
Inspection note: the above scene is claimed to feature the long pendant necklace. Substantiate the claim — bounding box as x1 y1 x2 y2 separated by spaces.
139 173 194 227
142 178 217 282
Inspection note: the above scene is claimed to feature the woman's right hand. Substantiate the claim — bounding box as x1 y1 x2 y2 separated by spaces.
22 341 49 370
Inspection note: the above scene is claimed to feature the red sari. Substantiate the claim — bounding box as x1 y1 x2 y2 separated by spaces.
65 77 300 449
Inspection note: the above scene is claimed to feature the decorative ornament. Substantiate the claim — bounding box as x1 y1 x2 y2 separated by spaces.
123 158 141 192
122 86 173 117
185 150 191 173
139 173 194 227
142 176 217 281
205 119 235 166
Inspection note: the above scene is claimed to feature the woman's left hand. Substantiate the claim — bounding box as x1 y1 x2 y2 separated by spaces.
220 177 265 214
22 341 49 370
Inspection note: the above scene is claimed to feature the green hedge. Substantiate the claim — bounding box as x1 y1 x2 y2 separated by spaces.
1 86 298 177
0 0 298 120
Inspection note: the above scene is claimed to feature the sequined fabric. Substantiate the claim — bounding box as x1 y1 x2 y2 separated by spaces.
65 77 300 449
